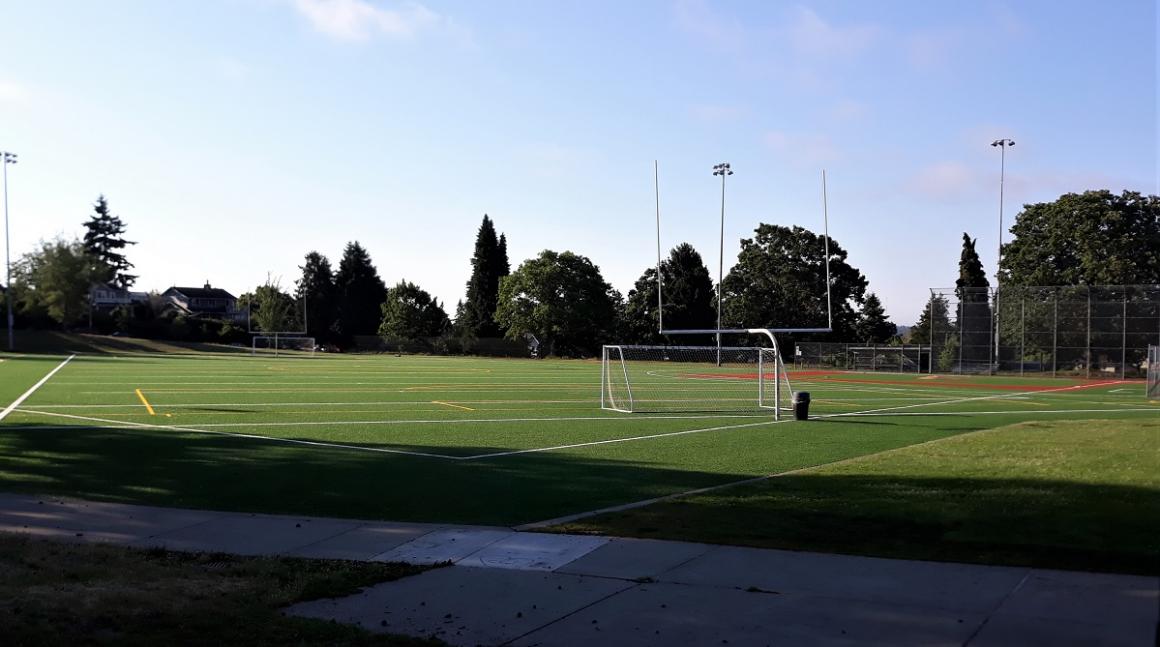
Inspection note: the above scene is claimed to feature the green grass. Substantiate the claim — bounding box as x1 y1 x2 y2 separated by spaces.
1 344 1157 572
551 418 1160 574
0 533 437 645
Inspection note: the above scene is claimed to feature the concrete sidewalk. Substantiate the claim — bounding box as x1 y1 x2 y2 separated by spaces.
1 493 1156 646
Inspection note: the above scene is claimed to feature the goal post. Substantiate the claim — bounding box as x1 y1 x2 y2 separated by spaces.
252 335 316 357
1148 345 1160 400
601 344 794 418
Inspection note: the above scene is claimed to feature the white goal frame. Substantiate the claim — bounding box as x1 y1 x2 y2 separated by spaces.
601 339 795 419
251 334 315 357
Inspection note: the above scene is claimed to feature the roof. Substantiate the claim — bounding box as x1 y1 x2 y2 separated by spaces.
167 286 237 300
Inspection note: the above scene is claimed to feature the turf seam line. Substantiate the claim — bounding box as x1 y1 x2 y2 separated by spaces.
13 409 468 461
0 354 76 423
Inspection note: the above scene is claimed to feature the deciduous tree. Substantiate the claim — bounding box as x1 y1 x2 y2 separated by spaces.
379 281 450 342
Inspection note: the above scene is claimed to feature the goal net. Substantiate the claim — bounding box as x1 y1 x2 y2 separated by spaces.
252 335 316 357
601 345 793 418
1148 345 1160 400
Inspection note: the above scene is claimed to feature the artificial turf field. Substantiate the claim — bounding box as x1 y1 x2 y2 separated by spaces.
1 349 1157 570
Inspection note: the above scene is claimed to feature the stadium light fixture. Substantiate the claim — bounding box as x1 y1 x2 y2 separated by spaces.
991 138 1014 371
712 162 733 366
2 151 16 352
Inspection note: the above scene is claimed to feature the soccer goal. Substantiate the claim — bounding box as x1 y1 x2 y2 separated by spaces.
252 335 316 357
1148 345 1160 400
601 344 793 417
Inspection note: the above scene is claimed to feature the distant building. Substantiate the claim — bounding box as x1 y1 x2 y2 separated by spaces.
89 283 148 311
162 283 243 321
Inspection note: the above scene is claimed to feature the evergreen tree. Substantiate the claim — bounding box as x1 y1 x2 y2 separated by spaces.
379 281 450 342
854 293 897 343
460 215 510 337
296 251 338 342
334 242 387 339
81 195 136 288
622 243 716 344
909 293 953 345
955 233 992 367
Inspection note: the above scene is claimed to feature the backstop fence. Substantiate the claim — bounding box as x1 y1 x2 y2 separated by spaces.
794 343 931 373
922 285 1160 378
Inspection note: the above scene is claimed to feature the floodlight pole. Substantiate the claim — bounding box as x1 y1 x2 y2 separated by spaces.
2 151 16 352
712 162 733 367
991 139 1014 371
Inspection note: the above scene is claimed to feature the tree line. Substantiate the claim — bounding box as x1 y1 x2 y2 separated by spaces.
4 189 1156 358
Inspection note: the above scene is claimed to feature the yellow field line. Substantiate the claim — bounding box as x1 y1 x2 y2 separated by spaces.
134 388 156 416
431 400 476 411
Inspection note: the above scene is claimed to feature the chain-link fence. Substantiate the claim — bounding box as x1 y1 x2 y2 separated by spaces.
923 285 1160 378
794 342 931 373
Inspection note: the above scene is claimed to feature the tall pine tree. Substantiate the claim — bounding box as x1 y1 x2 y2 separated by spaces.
334 242 387 340
909 293 953 344
622 243 716 344
296 251 338 342
956 233 991 367
854 293 897 343
460 215 510 337
82 195 136 288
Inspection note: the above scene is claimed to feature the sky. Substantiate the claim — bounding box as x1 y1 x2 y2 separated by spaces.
0 0 1156 326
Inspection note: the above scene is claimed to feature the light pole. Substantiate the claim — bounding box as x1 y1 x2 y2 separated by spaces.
2 151 16 352
712 162 733 366
991 139 1013 371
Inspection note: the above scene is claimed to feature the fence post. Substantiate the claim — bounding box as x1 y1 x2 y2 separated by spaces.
1121 292 1128 379
958 300 964 374
989 288 996 376
1020 296 1025 376
1086 291 1092 379
1052 293 1058 378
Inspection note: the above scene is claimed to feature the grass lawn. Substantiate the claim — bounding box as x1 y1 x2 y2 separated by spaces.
0 533 436 645
1 340 1157 573
550 418 1160 574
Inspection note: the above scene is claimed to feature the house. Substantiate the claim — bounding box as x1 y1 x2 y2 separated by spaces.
89 283 148 311
162 283 243 321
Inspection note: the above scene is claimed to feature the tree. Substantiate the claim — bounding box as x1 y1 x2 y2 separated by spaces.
909 293 953 345
720 224 868 341
459 215 510 337
854 293 897 343
249 278 300 334
81 195 136 288
379 281 450 343
956 233 991 367
1000 190 1160 286
11 238 95 327
622 243 716 343
296 251 337 342
334 242 387 339
495 250 618 357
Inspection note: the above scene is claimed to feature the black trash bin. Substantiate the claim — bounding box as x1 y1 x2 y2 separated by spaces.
792 391 811 420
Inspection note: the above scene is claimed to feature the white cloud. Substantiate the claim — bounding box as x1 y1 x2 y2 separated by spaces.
786 6 879 60
763 130 842 166
292 0 441 42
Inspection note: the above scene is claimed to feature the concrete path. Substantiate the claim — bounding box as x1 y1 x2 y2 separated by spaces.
1 493 1156 646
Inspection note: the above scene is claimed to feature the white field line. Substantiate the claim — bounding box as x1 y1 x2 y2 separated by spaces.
515 381 1134 527
121 413 770 428
0 355 76 423
835 407 1159 418
12 409 467 460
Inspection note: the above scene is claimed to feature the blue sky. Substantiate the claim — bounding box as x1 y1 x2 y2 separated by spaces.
0 0 1155 326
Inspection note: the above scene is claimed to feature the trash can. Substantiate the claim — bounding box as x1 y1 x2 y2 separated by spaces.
792 391 811 421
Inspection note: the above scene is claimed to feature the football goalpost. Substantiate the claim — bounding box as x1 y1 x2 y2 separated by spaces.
601 162 834 420
1148 345 1159 400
